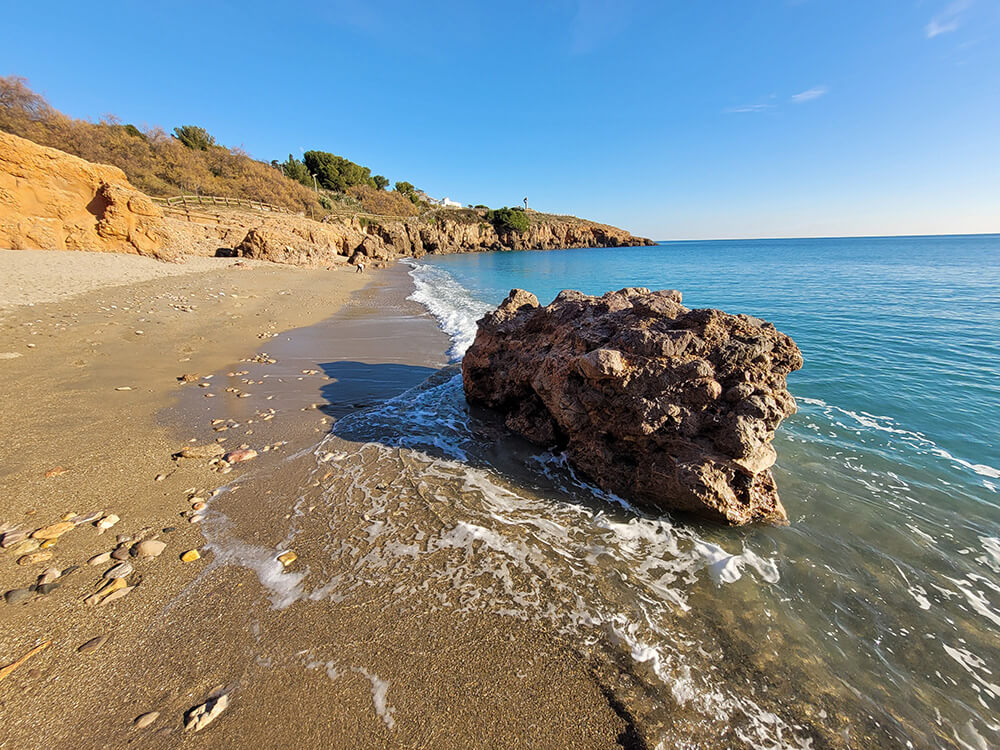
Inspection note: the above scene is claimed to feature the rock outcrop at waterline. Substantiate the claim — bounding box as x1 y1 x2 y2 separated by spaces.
462 287 803 525
0 131 168 257
232 211 653 267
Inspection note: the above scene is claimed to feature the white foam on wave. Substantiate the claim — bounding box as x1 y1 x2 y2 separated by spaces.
796 396 1000 485
405 260 492 360
324 372 805 748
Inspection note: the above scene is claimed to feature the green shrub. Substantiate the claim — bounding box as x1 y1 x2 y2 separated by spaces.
304 150 375 192
172 125 216 150
486 206 530 233
372 174 389 190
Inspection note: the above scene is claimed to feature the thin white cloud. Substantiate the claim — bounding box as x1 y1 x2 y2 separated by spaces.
926 0 971 38
791 85 829 103
724 103 775 114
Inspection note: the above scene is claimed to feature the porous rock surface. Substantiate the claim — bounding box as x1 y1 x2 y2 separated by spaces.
462 287 803 525
0 131 168 256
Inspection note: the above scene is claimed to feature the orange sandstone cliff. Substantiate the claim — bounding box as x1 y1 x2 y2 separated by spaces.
0 131 168 257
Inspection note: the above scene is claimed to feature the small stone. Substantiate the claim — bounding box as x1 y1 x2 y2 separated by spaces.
134 712 160 729
189 514 205 524
77 635 108 654
277 550 297 567
18 551 53 566
38 567 61 585
37 582 61 596
134 330 143 335
223 449 257 464
44 466 68 478
180 549 201 562
100 585 135 606
162 527 177 534
85 577 126 606
111 546 130 561
61 512 77 521
10 538 41 555
1 529 27 548
89 551 113 566
133 539 166 558
61 565 80 578
115 386 132 391
32 521 75 540
155 474 167 482
96 514 120 533
178 373 199 383
39 538 58 549
185 694 229 732
69 510 103 526
174 444 225 459
191 501 206 512
4 588 33 605
104 561 134 579
117 534 132 544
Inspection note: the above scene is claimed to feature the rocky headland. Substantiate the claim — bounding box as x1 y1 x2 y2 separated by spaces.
0 130 653 267
462 287 803 525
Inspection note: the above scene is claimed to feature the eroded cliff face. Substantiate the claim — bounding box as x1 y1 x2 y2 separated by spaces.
230 211 654 266
462 287 803 526
0 131 651 264
0 131 168 257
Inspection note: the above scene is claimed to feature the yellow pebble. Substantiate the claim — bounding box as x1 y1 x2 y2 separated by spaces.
40 538 58 549
277 550 297 567
180 549 201 562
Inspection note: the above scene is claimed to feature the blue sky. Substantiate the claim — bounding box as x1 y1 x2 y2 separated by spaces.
3 1 998 239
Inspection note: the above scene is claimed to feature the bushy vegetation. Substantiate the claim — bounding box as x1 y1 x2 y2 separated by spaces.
303 150 377 192
173 125 216 150
347 184 420 217
0 76 323 214
486 206 530 233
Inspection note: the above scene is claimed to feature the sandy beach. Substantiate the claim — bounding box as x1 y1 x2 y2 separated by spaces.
0 251 633 748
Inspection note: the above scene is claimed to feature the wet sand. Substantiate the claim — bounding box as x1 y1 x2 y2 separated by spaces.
0 257 633 748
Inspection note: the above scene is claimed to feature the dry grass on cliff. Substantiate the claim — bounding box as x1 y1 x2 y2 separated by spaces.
345 184 421 217
0 76 323 215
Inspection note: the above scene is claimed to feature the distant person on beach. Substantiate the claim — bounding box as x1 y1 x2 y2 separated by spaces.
356 262 365 274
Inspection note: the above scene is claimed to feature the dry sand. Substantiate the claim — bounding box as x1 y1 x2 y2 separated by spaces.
0 249 263 313
0 252 633 748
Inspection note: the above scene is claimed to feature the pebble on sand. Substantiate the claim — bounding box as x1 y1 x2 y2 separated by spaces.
18 550 53 566
31 521 75 540
77 635 108 654
96 514 120 533
100 585 135 606
277 550 297 567
133 539 166 559
44 466 68 478
88 551 113 566
4 588 33 605
223 448 257 464
134 712 160 729
174 444 225 459
104 561 134 579
185 693 229 732
180 549 201 562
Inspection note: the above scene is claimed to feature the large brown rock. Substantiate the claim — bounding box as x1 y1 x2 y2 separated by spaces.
462 287 803 525
0 131 167 256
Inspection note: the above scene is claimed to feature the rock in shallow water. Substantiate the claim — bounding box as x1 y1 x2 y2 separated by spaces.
462 287 803 525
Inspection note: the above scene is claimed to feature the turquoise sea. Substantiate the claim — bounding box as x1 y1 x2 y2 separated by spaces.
393 235 1000 748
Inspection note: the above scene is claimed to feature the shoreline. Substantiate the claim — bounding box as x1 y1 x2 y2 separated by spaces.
0 254 633 748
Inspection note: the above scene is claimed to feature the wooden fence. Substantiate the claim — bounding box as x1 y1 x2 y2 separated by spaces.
150 194 294 214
